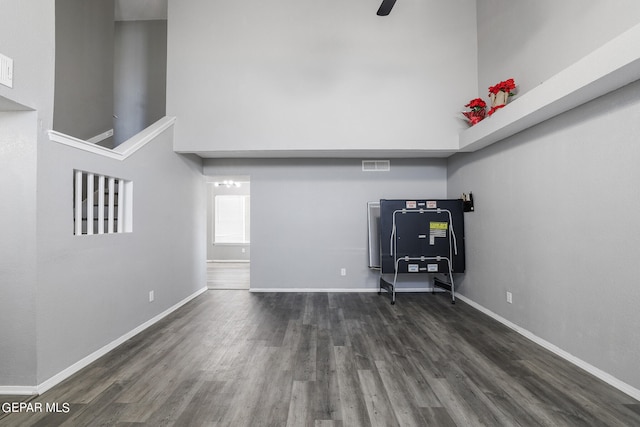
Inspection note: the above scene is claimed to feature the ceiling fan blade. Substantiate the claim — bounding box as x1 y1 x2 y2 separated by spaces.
376 0 397 16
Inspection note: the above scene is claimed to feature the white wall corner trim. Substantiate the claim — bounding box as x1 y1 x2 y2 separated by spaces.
47 116 176 161
455 293 640 402
34 286 206 396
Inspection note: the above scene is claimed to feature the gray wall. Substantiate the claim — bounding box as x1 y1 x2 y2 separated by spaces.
0 1 55 388
114 20 167 146
54 0 115 141
168 0 477 154
1 3 205 388
476 0 640 97
0 2 55 120
0 111 38 387
449 0 640 393
36 126 206 384
447 79 640 394
204 158 447 290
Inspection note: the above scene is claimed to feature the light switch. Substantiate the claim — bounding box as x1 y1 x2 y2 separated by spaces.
0 53 13 88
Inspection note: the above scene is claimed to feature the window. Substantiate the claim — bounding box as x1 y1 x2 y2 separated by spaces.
214 195 250 244
73 170 133 235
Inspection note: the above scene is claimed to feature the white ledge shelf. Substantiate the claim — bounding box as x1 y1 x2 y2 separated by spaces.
459 23 640 153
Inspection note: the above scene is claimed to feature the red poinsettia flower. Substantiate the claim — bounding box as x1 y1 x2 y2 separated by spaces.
465 98 487 111
488 78 516 95
463 98 487 125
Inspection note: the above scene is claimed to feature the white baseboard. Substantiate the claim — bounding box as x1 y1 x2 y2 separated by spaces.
250 287 443 293
0 385 38 396
455 293 640 402
209 260 250 263
0 287 207 396
251 288 377 293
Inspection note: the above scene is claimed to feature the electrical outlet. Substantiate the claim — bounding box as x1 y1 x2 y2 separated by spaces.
506 291 513 304
149 290 155 302
0 53 13 88
340 268 347 276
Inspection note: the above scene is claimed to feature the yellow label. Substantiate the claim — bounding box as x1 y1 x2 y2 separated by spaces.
430 222 448 230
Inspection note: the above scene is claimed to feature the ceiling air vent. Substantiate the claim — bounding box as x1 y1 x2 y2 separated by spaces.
362 160 390 172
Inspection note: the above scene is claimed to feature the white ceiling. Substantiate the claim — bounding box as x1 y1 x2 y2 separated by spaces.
115 0 167 21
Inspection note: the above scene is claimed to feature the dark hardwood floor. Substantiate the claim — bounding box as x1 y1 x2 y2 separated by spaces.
2 291 639 426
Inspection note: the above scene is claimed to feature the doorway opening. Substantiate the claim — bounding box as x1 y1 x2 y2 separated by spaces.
206 176 250 289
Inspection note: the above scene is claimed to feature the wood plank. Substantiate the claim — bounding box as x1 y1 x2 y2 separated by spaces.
311 328 342 422
357 369 399 427
1 291 639 427
333 345 371 427
286 380 310 427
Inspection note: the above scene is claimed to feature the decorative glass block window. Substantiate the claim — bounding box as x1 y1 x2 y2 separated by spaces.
73 170 133 235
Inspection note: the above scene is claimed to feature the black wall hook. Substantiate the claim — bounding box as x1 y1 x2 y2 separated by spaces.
462 192 474 212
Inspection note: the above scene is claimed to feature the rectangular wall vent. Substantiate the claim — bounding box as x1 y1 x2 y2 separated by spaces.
0 53 13 88
362 160 390 172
